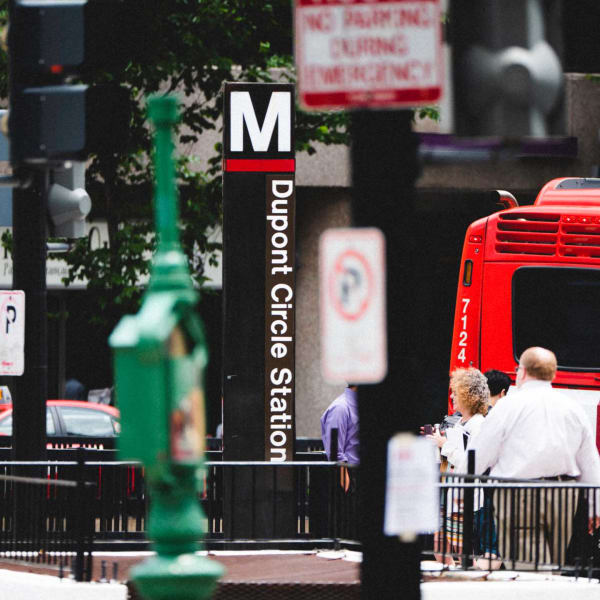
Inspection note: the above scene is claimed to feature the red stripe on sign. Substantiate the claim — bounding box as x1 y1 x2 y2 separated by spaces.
223 159 296 172
301 87 442 110
297 0 436 5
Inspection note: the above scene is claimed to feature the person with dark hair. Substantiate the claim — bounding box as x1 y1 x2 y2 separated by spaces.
484 369 511 409
64 378 86 401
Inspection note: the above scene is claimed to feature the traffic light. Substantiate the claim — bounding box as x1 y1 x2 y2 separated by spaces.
6 0 134 166
450 0 565 137
8 0 86 164
47 162 91 238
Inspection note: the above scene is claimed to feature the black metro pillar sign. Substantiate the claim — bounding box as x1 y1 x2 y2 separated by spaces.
222 83 296 462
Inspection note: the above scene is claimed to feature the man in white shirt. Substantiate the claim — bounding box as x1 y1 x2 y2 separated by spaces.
470 347 600 567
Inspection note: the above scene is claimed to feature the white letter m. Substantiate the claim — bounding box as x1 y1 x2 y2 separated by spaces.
230 91 291 152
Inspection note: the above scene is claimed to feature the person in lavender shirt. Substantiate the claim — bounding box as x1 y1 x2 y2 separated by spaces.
320 385 359 465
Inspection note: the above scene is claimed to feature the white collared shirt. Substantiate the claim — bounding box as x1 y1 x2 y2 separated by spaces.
470 379 600 483
441 413 485 469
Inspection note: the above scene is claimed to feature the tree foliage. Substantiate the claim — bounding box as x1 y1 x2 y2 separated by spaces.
0 0 350 325
1 1 439 328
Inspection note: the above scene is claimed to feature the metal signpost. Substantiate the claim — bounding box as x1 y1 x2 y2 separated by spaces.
110 96 223 600
295 1 443 598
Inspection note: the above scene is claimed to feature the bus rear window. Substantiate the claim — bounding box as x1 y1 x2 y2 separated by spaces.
513 267 600 370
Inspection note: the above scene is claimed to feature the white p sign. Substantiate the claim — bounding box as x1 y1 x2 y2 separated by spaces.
0 290 25 376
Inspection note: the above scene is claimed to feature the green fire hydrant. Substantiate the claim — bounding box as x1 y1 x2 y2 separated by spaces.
109 95 224 600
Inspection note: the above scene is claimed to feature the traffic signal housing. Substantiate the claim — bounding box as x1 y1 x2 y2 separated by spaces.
7 0 135 166
450 0 565 137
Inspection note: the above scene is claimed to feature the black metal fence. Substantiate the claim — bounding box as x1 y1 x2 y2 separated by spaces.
203 461 358 548
1 449 599 579
424 472 600 576
0 450 94 581
87 458 357 549
0 453 358 555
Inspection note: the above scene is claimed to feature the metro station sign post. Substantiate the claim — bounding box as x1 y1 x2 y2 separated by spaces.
222 82 296 465
221 83 297 539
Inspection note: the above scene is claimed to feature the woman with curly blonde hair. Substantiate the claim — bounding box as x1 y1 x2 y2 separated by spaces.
430 367 489 466
428 367 490 565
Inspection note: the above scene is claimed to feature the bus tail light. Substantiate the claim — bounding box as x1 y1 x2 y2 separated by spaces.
463 260 473 286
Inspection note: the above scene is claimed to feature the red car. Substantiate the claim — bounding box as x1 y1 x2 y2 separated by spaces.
0 400 120 438
0 386 12 413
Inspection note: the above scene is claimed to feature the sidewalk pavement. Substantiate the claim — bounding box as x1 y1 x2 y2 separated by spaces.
423 571 600 600
0 568 126 600
0 551 598 600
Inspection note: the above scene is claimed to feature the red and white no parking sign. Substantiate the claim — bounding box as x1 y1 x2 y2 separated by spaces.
295 0 443 110
320 228 387 384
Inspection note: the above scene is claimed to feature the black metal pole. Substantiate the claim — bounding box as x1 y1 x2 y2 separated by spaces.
329 427 339 462
462 448 475 569
351 109 422 600
330 427 339 548
11 167 48 461
73 446 94 581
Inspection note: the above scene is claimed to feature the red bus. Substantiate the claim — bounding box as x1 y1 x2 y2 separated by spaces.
449 178 600 450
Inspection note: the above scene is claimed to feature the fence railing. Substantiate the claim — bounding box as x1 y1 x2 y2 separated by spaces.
0 450 94 581
424 472 600 576
203 461 358 547
0 454 358 553
1 450 598 578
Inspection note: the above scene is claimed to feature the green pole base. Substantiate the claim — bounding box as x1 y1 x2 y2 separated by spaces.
131 553 225 600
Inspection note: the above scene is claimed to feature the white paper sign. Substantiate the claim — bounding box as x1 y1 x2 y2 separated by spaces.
320 228 387 384
0 290 25 376
384 433 439 537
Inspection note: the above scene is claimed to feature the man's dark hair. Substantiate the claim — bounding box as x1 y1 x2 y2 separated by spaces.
484 370 511 397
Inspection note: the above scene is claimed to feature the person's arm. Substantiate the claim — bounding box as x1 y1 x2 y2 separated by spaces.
440 426 466 468
574 423 600 532
334 406 349 462
576 427 600 485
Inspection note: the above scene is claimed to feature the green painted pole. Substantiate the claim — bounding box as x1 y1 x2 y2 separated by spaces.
110 94 223 600
147 95 192 293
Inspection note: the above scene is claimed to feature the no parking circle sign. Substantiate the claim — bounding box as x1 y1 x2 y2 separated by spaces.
330 248 374 321
320 228 387 384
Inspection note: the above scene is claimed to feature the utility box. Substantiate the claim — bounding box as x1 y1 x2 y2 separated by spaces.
110 293 208 469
